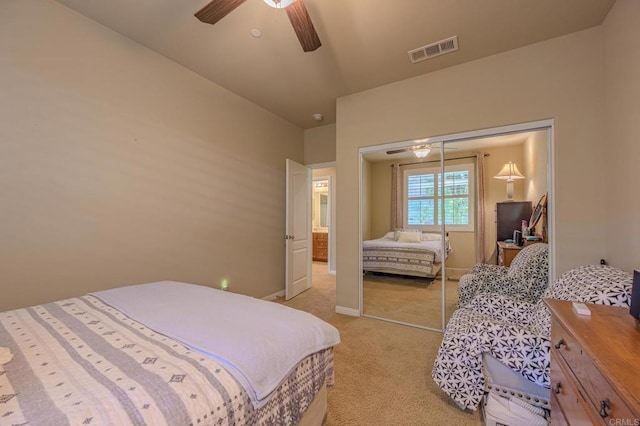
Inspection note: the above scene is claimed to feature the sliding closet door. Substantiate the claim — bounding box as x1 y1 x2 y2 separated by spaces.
361 142 446 332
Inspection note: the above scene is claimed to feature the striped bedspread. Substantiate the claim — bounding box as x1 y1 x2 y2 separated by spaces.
363 246 438 277
0 295 334 425
362 236 449 278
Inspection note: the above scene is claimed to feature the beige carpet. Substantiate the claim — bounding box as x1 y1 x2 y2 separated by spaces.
363 272 460 329
276 262 482 426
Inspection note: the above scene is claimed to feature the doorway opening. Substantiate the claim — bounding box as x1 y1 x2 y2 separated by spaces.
311 165 336 275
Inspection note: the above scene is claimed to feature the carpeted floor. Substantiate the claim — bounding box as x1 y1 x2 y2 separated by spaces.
275 262 482 426
363 272 459 329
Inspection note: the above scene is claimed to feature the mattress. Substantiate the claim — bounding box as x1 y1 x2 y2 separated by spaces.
0 282 339 425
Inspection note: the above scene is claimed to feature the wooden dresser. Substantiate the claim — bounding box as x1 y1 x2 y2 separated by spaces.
544 298 640 425
312 232 328 262
497 241 523 267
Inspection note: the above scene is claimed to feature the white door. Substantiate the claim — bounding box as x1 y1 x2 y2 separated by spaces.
285 159 312 300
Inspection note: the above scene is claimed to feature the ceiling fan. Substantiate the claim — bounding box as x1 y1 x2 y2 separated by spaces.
386 143 458 159
195 0 322 52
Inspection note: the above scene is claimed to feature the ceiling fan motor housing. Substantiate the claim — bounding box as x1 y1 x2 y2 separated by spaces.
195 0 321 52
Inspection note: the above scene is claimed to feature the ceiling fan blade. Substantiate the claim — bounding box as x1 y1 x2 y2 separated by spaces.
386 148 411 155
286 0 321 52
195 0 246 25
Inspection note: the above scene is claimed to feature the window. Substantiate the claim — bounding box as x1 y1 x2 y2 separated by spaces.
404 164 475 232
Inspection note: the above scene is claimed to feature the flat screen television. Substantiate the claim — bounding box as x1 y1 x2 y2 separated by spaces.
630 270 640 321
496 201 532 242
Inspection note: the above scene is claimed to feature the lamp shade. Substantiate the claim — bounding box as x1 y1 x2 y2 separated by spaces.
493 161 525 181
263 0 296 8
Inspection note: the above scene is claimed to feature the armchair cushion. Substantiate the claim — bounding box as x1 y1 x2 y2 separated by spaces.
544 264 632 305
457 243 549 307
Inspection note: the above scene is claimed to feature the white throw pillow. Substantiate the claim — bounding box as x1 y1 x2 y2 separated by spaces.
397 231 421 243
420 232 442 241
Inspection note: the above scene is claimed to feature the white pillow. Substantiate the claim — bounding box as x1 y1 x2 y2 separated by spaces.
397 231 421 243
384 231 396 240
420 233 442 241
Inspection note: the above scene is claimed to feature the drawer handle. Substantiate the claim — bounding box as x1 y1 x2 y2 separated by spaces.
554 338 566 349
553 382 562 394
600 399 611 418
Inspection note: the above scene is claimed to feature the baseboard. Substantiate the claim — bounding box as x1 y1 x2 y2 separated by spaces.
335 306 360 317
262 290 285 301
445 267 470 281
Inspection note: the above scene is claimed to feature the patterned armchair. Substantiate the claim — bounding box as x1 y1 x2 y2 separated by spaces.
457 243 549 308
433 264 632 411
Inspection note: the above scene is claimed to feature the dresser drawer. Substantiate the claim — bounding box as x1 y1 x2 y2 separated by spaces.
552 319 636 422
550 320 582 371
315 239 327 248
550 351 593 425
550 392 569 426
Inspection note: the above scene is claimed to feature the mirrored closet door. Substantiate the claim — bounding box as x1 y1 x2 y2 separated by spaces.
360 127 550 331
361 141 447 331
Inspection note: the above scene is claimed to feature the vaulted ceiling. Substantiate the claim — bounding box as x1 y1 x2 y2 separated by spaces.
55 0 615 129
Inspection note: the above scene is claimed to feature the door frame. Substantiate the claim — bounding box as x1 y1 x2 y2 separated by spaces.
358 118 555 332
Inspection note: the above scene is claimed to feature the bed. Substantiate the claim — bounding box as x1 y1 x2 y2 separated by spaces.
362 231 450 278
0 281 340 425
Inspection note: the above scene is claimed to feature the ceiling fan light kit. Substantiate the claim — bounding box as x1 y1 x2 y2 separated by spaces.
413 147 431 158
385 141 458 158
195 0 321 52
263 0 296 8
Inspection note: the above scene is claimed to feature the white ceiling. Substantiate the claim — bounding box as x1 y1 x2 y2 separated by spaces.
54 0 615 129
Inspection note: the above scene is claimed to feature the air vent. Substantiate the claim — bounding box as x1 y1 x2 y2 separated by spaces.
408 35 459 64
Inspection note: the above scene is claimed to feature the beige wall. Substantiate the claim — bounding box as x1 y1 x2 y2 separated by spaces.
523 130 549 205
0 1 303 311
337 27 607 311
523 130 549 237
361 159 372 241
603 0 640 271
304 124 336 165
369 160 394 239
